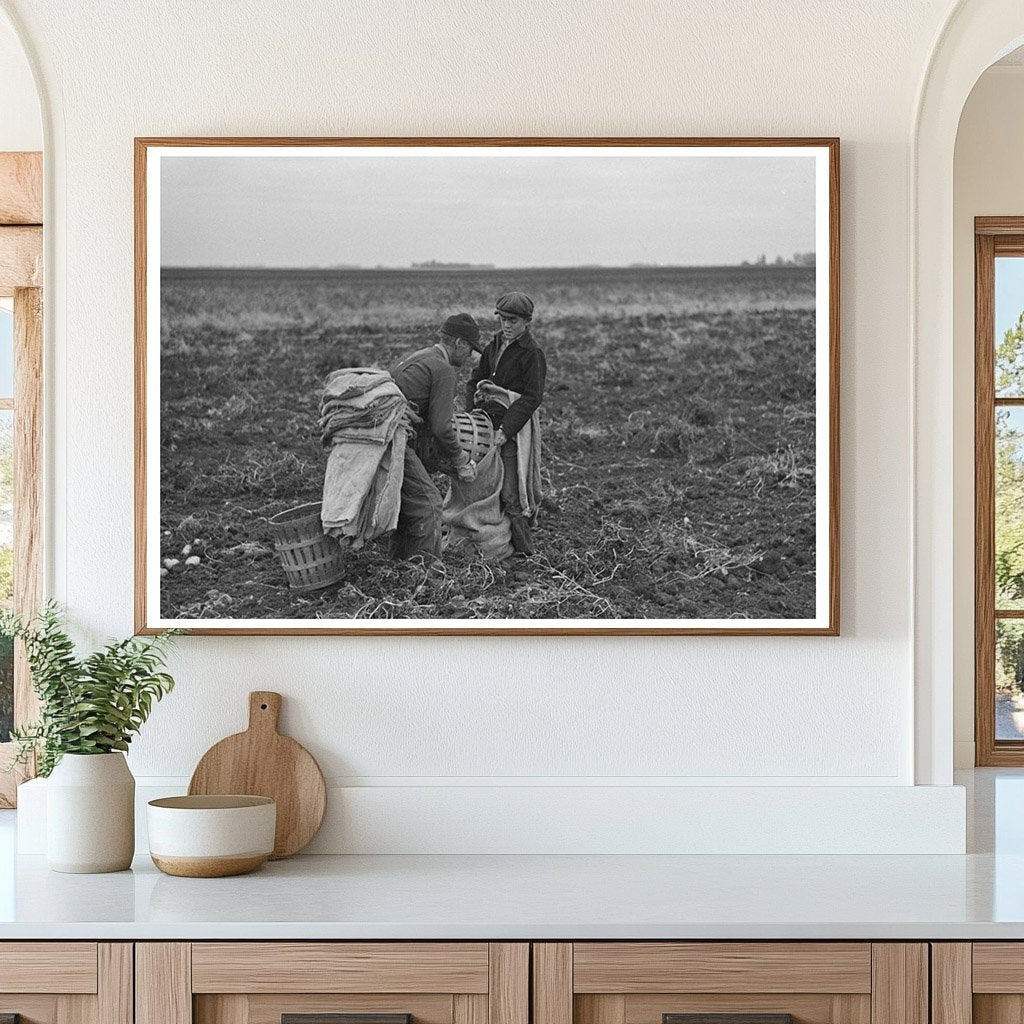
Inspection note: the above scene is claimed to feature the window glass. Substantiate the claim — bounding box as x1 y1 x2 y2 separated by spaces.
997 620 1024 740
997 407 1024 610
996 257 1024 397
0 306 12 399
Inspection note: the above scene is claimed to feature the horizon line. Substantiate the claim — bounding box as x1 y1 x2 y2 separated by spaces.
160 261 814 272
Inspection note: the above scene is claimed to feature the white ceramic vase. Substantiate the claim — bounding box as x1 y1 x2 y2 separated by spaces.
46 752 135 873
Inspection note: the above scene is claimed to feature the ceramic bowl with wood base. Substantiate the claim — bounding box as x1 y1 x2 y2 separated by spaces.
147 795 276 877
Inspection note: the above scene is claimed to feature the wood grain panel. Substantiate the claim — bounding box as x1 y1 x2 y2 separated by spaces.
0 226 42 294
0 745 31 808
0 995 59 1024
870 945 927 1024
192 944 489 994
241 994 453 1024
0 153 42 225
976 229 998 766
827 130 841 636
133 136 148 634
972 945 1024 992
977 218 1024 236
195 995 248 1024
576 996 625 1024
974 995 1024 1024
488 944 528 1024
993 238 1024 256
0 944 97 993
136 943 192 1024
534 944 572 1024
932 944 972 1024
623 994 870 1024
573 944 871 994
56 993 95 1024
831 995 872 1024
14 285 43 729
453 995 486 1024
98 945 132 1024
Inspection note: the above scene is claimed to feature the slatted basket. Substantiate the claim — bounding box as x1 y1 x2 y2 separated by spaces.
454 409 496 462
423 409 496 470
268 501 346 591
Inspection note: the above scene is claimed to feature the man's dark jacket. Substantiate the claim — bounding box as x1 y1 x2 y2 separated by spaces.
465 328 546 439
391 344 463 464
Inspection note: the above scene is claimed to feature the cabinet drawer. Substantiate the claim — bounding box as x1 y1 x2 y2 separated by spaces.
534 944 926 1024
572 944 872 994
0 943 130 1024
191 944 490 994
139 943 528 1024
0 942 98 993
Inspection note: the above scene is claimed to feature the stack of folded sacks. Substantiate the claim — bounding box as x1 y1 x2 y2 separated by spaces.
319 367 413 547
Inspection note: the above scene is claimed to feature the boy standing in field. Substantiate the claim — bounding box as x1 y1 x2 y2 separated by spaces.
390 313 483 561
466 292 547 556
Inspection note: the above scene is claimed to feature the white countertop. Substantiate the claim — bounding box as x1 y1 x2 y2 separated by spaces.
2 769 1022 941
0 849 1022 940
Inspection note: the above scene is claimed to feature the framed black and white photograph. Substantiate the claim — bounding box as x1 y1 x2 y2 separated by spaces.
135 137 839 635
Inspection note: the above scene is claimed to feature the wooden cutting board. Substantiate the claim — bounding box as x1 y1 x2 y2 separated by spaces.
188 691 327 859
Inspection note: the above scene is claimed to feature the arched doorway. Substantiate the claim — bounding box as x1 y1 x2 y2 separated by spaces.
914 1 1024 785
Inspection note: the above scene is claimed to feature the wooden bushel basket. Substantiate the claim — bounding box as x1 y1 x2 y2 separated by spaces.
421 409 496 470
453 410 496 462
268 501 346 591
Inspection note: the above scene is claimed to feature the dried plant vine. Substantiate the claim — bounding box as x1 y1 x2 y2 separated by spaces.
1 603 179 777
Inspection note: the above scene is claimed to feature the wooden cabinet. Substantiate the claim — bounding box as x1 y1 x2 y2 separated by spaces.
0 938 959 1024
932 943 1024 1024
0 943 132 1024
532 944 929 1024
136 944 528 1024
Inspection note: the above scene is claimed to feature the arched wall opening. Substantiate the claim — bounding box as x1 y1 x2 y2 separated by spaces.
952 47 1024 767
914 1 1024 785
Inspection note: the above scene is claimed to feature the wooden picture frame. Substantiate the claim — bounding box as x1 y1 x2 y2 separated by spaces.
135 137 839 636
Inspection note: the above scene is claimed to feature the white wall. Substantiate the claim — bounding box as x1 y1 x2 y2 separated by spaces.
952 66 1024 767
0 12 39 151
1 0 972 852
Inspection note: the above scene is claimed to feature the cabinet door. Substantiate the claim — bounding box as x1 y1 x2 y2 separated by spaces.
0 943 131 1024
137 943 528 1024
534 944 927 1024
941 943 1024 1024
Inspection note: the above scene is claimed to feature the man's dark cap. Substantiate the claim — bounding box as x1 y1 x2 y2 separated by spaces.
494 291 534 319
441 312 484 352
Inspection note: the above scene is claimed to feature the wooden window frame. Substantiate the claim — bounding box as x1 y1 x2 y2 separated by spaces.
0 151 43 806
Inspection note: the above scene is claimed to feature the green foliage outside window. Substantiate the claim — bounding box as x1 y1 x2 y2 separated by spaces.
0 634 11 743
996 311 1024 693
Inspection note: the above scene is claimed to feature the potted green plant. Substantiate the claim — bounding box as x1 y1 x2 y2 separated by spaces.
2 603 178 873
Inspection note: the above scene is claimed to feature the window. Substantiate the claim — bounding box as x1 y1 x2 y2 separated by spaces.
975 219 1024 764
0 151 43 806
0 302 13 745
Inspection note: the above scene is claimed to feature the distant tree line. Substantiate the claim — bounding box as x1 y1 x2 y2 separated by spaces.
741 252 816 268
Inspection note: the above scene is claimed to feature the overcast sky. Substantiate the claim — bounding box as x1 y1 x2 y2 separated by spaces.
159 150 818 268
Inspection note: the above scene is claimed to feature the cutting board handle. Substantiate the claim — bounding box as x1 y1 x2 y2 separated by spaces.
248 691 282 734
